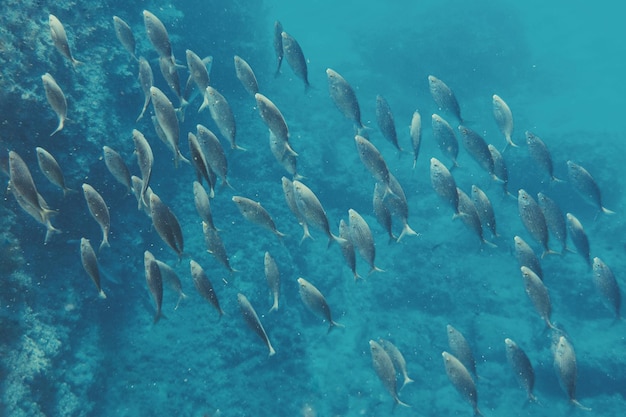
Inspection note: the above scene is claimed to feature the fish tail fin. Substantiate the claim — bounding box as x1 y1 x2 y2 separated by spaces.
232 144 247 152
285 143 298 157
394 397 411 409
482 238 498 248
268 344 276 357
98 289 107 299
174 292 187 310
368 266 385 275
99 237 110 252
62 187 77 197
44 222 62 244
153 310 162 324
551 175 565 183
571 399 591 411
541 249 559 258
299 225 313 245
601 206 615 215
353 271 362 282
50 119 65 136
268 298 279 313
399 376 414 392
71 58 84 69
327 320 345 333
397 223 419 243
474 406 483 416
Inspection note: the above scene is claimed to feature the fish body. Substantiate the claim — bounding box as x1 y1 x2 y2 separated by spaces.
409 111 422 167
526 131 560 181
282 177 311 242
566 213 590 267
41 73 67 136
36 147 72 196
457 188 489 245
514 236 543 280
186 49 210 96
354 135 393 195
238 293 276 356
232 196 285 238
202 221 235 273
234 55 259 97
447 325 477 377
326 68 363 130
82 183 110 250
592 257 621 319
9 151 55 224
384 174 418 242
269 131 299 178
255 93 293 151
442 351 481 416
518 189 552 256
431 113 458 168
348 208 382 273
196 124 230 187
188 132 214 193
504 338 536 401
155 259 186 309
273 21 284 76
149 193 184 259
537 193 567 253
150 86 186 167
458 125 495 179
375 95 401 151
492 94 516 148
132 129 154 209
80 238 106 299
143 10 175 68
521 266 555 329
203 86 241 150
370 340 410 408
190 259 224 316
297 277 342 330
471 185 497 238
379 339 414 390
49 14 81 67
292 180 337 244
113 16 137 60
264 252 281 313
144 250 163 323
430 157 459 215
338 219 359 280
281 31 309 90
193 181 216 230
488 144 510 195
567 161 613 214
102 146 131 193
136 57 154 121
553 336 590 410
428 75 462 124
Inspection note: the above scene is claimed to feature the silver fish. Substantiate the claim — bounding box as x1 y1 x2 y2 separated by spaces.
9 150 55 223
264 251 281 313
566 213 590 267
567 161 614 214
282 177 311 242
292 180 338 244
553 336 590 410
203 86 240 150
492 94 517 148
326 68 363 130
488 144 511 196
132 129 153 209
150 86 187 167
458 187 492 246
36 147 73 196
102 146 131 194
155 259 186 310
149 192 184 259
447 325 477 377
196 124 231 188
269 131 299 179
193 181 216 230
8 180 60 243
80 238 106 299
82 183 110 250
431 114 459 169
442 351 481 416
186 49 211 98
504 338 536 402
144 250 163 323
430 157 459 216
375 95 401 151
297 277 342 330
378 339 414 391
202 221 235 273
348 208 382 273
526 131 561 182
409 110 422 168
354 135 393 196
190 259 224 317
518 189 553 256
373 183 396 243
254 93 295 154
370 340 410 408
130 176 153 218
273 21 284 76
338 219 359 280
513 236 543 280
234 55 259 97
281 31 309 90
537 192 567 253
41 73 67 136
113 16 137 60
428 75 462 124
136 57 154 121
188 132 214 193
143 10 175 68
158 56 187 109
471 185 497 238
592 257 621 319
49 14 81 68
384 174 418 242
521 266 556 329
458 125 495 180
232 196 285 238
238 293 276 356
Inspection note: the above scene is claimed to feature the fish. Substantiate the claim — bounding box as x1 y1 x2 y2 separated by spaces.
232 196 285 238
8 180 60 243
142 10 175 68
375 95 401 151
457 187 493 246
132 129 154 209
409 110 422 168
238 293 276 356
348 208 383 273
458 125 496 180
372 183 396 243
354 135 393 196
49 14 81 68
264 252 281 313
269 131 300 179
592 257 621 319
282 177 311 242
186 49 211 99
193 181 216 231
136 57 154 121
566 213 591 267
442 351 481 416
553 336 591 410
190 259 224 317
370 340 410 408
430 157 460 216
383 174 418 242
254 93 294 154
112 16 137 60
518 189 554 257
36 147 73 196
144 250 163 323
158 56 187 109
292 180 339 245
428 75 462 124
378 339 414 391
155 259 187 310
196 124 232 188
520 266 556 329
130 176 153 217
526 131 562 182
537 192 568 253
504 338 536 402
203 86 242 150
9 151 56 224
188 132 215 194
326 68 364 131
488 144 511 196
102 146 131 194
281 31 309 90
82 183 110 250
41 73 67 136
513 236 543 280
492 94 517 148
567 161 614 214
149 192 184 259
234 55 259 97
431 114 459 169
471 185 497 238
446 325 477 377
80 238 106 299
297 277 342 331
150 86 187 167
273 21 284 76
202 221 236 273
338 219 360 280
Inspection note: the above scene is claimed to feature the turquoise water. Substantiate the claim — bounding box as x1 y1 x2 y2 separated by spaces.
1 1 625 416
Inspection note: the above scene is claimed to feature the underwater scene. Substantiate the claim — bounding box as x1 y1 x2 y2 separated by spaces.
1 0 625 416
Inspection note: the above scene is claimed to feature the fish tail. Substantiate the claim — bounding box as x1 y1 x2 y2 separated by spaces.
62 187 77 197
368 265 385 275
394 397 411 408
601 206 615 215
268 299 279 313
71 58 84 69
397 223 419 243
232 144 247 152
50 119 65 136
98 289 107 299
399 376 414 392
99 237 110 252
44 222 62 244
541 249 560 258
327 320 345 333
353 271 362 282
571 399 591 411
482 238 498 248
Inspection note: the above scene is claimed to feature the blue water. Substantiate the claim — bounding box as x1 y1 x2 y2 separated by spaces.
1 0 625 416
